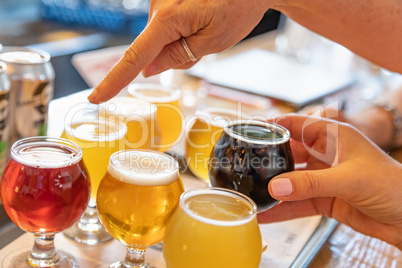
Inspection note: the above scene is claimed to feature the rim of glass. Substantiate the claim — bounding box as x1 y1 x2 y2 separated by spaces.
11 136 83 167
64 116 127 142
108 149 179 186
0 46 51 65
0 61 6 73
224 119 290 145
101 96 157 117
128 82 182 103
180 187 257 227
195 106 248 128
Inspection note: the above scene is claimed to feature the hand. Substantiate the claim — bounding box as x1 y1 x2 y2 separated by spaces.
257 114 402 250
87 0 275 104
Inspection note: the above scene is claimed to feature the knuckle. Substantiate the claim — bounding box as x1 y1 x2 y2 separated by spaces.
301 172 320 197
121 48 142 67
103 73 120 87
168 42 192 67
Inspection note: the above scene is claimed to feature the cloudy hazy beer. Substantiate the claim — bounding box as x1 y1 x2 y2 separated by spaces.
163 187 262 268
128 83 183 152
100 97 161 150
185 107 245 183
97 150 184 247
62 117 126 203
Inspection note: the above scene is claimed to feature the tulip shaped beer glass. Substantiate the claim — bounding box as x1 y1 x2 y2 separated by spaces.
0 137 90 267
97 150 184 267
209 120 294 212
62 116 127 244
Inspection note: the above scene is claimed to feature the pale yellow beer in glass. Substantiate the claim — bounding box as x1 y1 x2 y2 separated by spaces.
62 117 127 244
97 150 184 267
163 187 262 268
128 83 183 152
62 118 126 203
185 107 246 183
100 97 161 150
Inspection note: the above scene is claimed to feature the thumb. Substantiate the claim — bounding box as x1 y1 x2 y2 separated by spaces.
268 168 355 201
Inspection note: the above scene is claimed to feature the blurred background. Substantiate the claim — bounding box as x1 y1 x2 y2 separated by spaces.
0 0 282 99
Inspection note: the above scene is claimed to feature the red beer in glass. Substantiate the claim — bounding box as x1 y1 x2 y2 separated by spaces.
0 137 90 267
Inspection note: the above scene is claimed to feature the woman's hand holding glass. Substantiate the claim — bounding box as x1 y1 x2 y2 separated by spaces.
257 114 402 250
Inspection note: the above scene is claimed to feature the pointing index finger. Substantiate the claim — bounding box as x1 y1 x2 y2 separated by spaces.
87 22 178 104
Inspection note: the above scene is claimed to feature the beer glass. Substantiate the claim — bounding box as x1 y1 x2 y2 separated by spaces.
62 116 127 244
97 149 184 268
163 187 262 268
128 83 183 152
185 107 246 184
0 137 90 267
209 120 294 212
100 96 161 150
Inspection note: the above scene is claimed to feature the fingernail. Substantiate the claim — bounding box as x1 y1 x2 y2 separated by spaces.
143 63 160 77
271 178 293 197
87 90 100 104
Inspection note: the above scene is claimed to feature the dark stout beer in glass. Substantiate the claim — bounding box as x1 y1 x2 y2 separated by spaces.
209 120 294 212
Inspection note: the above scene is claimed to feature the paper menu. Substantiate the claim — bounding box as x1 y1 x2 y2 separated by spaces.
71 45 171 88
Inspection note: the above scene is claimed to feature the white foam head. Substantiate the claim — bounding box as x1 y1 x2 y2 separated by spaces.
108 150 179 186
101 97 156 120
64 117 127 142
180 187 257 227
0 51 45 64
128 83 181 103
11 137 82 169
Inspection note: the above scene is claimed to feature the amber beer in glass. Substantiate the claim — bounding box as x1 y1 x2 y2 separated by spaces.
163 187 262 268
0 137 90 267
128 83 183 152
209 120 294 212
62 116 127 244
185 107 246 183
97 150 184 267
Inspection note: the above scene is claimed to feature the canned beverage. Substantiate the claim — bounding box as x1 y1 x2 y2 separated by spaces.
0 47 55 142
0 61 10 174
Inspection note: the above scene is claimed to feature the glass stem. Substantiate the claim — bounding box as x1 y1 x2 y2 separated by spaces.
28 234 60 267
123 247 147 268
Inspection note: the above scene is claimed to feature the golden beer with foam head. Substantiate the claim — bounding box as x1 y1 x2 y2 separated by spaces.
185 107 246 183
97 150 184 249
100 97 161 150
128 83 183 152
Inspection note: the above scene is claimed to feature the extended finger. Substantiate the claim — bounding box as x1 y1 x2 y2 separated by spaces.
87 8 188 104
268 167 361 201
257 197 334 223
272 114 341 145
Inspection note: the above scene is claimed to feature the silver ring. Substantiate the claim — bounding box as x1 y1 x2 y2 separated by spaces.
180 37 197 62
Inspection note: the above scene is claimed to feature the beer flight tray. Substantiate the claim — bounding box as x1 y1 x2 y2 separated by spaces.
1 89 338 267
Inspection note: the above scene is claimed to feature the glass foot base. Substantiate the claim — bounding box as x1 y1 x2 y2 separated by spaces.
63 222 113 245
12 250 78 268
109 261 155 268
